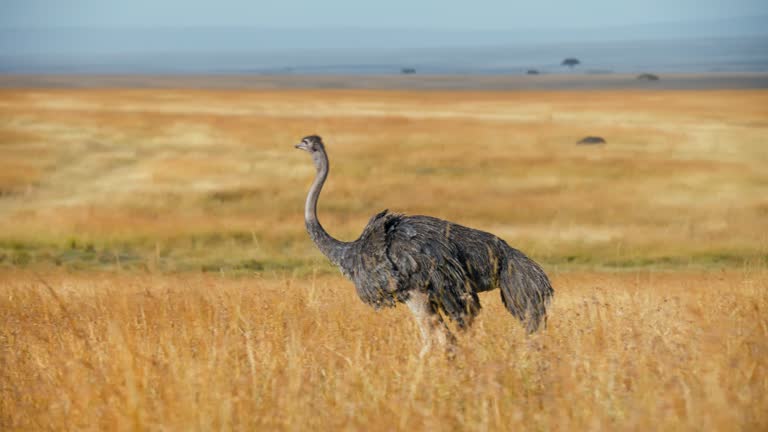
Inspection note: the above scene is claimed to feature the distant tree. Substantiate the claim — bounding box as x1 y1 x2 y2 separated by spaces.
561 58 580 68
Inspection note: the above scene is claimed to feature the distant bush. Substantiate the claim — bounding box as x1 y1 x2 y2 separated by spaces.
637 73 660 81
401 68 416 74
526 69 540 75
577 136 606 145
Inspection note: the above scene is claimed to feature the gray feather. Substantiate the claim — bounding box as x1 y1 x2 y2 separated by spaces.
338 213 552 331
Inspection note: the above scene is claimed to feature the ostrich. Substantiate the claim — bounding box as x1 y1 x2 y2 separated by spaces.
295 135 553 356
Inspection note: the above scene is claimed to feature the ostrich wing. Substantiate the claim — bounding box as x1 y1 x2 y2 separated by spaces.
387 216 481 328
343 211 481 327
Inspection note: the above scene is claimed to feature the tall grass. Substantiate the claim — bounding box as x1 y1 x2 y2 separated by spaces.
1 88 767 429
1 270 766 430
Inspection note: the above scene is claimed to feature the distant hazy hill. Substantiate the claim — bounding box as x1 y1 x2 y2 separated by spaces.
1 15 766 55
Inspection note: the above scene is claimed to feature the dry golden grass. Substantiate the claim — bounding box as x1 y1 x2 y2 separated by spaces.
1 270 766 431
0 89 766 270
1 86 767 430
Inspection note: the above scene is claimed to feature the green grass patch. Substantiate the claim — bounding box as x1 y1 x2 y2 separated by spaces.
543 251 768 271
1 236 765 275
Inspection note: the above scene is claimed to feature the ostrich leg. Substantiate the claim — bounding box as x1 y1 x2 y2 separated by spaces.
405 290 457 358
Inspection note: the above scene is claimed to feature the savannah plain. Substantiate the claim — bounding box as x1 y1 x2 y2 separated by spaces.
1 84 767 430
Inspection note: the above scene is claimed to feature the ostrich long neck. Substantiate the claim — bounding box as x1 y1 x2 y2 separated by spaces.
305 149 349 265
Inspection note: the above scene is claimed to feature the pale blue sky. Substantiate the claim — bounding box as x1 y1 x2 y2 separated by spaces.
3 0 767 29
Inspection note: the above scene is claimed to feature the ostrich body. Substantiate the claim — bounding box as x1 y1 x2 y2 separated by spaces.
296 135 553 356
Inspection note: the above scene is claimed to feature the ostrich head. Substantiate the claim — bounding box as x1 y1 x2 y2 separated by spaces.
295 135 324 153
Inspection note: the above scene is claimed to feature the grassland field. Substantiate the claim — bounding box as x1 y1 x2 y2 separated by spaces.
0 85 766 430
